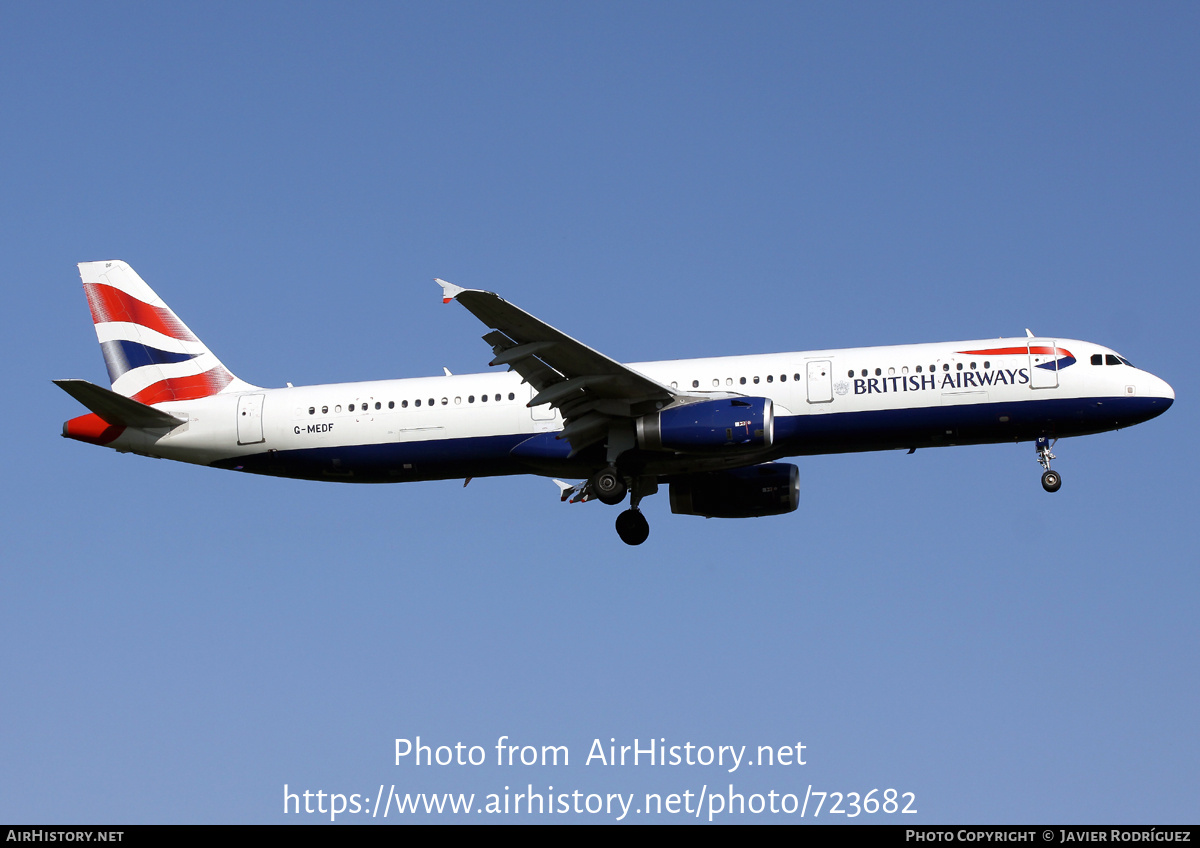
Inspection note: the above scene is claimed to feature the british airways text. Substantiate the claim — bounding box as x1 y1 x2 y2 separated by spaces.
854 369 1028 395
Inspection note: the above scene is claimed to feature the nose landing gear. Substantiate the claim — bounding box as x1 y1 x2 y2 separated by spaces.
1036 436 1061 492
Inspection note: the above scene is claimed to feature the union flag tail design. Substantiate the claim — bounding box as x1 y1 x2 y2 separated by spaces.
78 260 254 403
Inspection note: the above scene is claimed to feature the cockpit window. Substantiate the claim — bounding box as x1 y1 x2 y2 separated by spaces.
1106 354 1121 365
1091 354 1103 365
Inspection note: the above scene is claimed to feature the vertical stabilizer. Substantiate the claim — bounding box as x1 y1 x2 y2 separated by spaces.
78 260 255 403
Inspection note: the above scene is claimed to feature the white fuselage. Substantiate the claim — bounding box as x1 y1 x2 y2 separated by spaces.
97 335 1173 484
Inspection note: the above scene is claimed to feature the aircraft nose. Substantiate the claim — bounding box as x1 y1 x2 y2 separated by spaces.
1150 373 1175 406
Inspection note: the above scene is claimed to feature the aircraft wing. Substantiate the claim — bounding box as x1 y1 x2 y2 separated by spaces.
437 280 678 453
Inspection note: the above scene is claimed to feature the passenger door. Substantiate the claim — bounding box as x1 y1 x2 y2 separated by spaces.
237 394 265 445
807 360 833 403
1028 341 1059 390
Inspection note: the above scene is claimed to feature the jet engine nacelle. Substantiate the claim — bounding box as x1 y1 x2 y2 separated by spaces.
637 397 774 453
669 462 800 518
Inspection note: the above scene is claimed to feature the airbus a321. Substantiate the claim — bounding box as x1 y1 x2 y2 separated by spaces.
57 261 1174 545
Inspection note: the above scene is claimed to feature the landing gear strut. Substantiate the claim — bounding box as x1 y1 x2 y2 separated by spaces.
1036 436 1061 493
613 476 657 545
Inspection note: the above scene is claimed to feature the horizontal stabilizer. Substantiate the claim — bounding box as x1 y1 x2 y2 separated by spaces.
54 379 186 429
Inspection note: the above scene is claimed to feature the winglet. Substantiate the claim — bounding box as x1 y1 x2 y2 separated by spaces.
436 278 467 304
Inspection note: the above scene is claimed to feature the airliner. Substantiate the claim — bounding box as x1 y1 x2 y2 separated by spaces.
57 260 1174 545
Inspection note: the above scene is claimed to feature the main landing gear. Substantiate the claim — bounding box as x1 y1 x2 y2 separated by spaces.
615 508 650 546
589 465 652 545
590 465 628 506
1036 436 1062 493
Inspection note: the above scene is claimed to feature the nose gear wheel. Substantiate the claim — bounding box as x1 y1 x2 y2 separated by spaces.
1035 437 1061 492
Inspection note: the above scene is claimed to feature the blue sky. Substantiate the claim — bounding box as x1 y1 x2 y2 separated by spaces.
3 2 1197 823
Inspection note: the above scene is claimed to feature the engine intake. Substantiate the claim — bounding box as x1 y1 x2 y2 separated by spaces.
669 462 800 518
637 397 774 453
